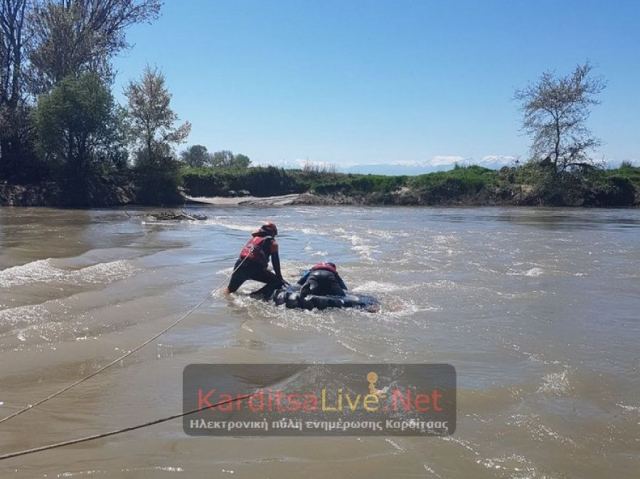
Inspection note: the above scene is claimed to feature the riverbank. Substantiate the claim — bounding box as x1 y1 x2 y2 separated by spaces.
186 192 365 206
187 193 311 206
0 176 134 207
181 163 640 207
2 163 639 208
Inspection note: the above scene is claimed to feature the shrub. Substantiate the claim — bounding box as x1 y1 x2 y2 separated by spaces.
181 166 305 197
134 153 183 205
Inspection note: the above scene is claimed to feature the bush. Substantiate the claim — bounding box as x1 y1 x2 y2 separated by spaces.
408 165 497 202
134 154 183 205
308 175 404 195
182 166 305 197
180 162 638 207
586 175 636 206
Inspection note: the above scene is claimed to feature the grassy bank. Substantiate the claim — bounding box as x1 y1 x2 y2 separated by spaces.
2 162 638 207
181 163 640 207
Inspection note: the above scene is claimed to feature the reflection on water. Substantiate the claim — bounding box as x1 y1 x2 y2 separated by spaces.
0 206 639 478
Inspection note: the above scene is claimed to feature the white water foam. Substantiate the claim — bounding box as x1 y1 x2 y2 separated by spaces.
476 454 539 478
333 228 379 262
0 259 64 286
617 403 640 413
199 218 327 238
507 267 545 277
365 228 410 240
201 218 256 233
352 281 404 293
0 259 136 288
538 369 571 396
0 303 51 327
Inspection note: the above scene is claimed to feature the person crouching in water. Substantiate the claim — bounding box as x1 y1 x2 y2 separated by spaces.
298 262 347 297
225 222 286 299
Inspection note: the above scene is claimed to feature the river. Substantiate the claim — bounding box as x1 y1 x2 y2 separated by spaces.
0 206 638 478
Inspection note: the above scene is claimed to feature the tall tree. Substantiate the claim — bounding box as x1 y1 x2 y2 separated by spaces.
125 66 190 205
125 65 190 161
211 150 252 169
515 63 605 174
233 153 251 169
29 0 161 89
0 0 27 109
33 72 128 203
0 0 33 179
180 144 211 168
211 150 234 168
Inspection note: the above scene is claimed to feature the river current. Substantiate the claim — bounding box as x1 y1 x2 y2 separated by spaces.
0 206 638 477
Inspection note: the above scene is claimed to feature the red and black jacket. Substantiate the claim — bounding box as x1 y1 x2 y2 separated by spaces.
239 235 278 267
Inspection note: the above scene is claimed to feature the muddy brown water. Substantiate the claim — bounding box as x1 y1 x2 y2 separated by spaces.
0 206 638 478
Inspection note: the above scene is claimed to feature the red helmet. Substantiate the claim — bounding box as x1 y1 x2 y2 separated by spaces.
311 262 337 273
260 222 278 236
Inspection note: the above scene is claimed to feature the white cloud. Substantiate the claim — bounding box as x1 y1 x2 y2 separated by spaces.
426 155 466 166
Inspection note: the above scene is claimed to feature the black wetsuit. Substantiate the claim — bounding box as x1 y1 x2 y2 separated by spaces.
299 269 347 297
227 236 284 298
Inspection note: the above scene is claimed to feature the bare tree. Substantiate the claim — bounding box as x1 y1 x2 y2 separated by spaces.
0 0 28 107
28 0 161 89
125 65 190 162
515 63 605 174
0 0 31 177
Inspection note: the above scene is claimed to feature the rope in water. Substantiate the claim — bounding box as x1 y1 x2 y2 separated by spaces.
0 393 253 461
0 213 261 460
0 254 249 426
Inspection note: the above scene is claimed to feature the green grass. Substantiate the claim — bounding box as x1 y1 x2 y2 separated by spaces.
410 165 498 192
181 166 410 197
181 166 305 197
605 163 640 187
179 162 638 206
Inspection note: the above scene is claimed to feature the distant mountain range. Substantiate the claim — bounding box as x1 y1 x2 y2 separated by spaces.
341 158 517 176
254 158 517 176
342 163 451 175
256 157 638 176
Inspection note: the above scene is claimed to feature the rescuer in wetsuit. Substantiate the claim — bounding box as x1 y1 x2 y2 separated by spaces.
225 222 286 298
297 262 348 297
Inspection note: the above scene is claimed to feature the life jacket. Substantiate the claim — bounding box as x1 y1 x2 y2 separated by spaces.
310 262 337 274
240 235 272 266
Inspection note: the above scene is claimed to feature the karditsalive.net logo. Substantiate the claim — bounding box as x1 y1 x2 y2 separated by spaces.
183 364 456 436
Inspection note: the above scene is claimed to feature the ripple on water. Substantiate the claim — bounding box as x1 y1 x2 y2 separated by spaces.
507 267 545 277
476 454 539 478
0 259 136 288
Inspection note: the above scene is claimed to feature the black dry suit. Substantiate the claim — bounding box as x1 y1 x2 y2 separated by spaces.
298 262 347 297
227 223 284 298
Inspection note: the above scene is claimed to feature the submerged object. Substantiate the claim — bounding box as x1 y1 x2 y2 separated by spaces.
272 284 379 312
147 211 207 221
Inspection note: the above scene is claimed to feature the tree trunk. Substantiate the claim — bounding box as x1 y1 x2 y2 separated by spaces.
553 116 561 175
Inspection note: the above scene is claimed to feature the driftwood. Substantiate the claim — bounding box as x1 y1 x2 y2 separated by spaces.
147 211 207 221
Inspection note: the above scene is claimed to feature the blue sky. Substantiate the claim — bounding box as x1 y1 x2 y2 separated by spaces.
113 0 640 172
